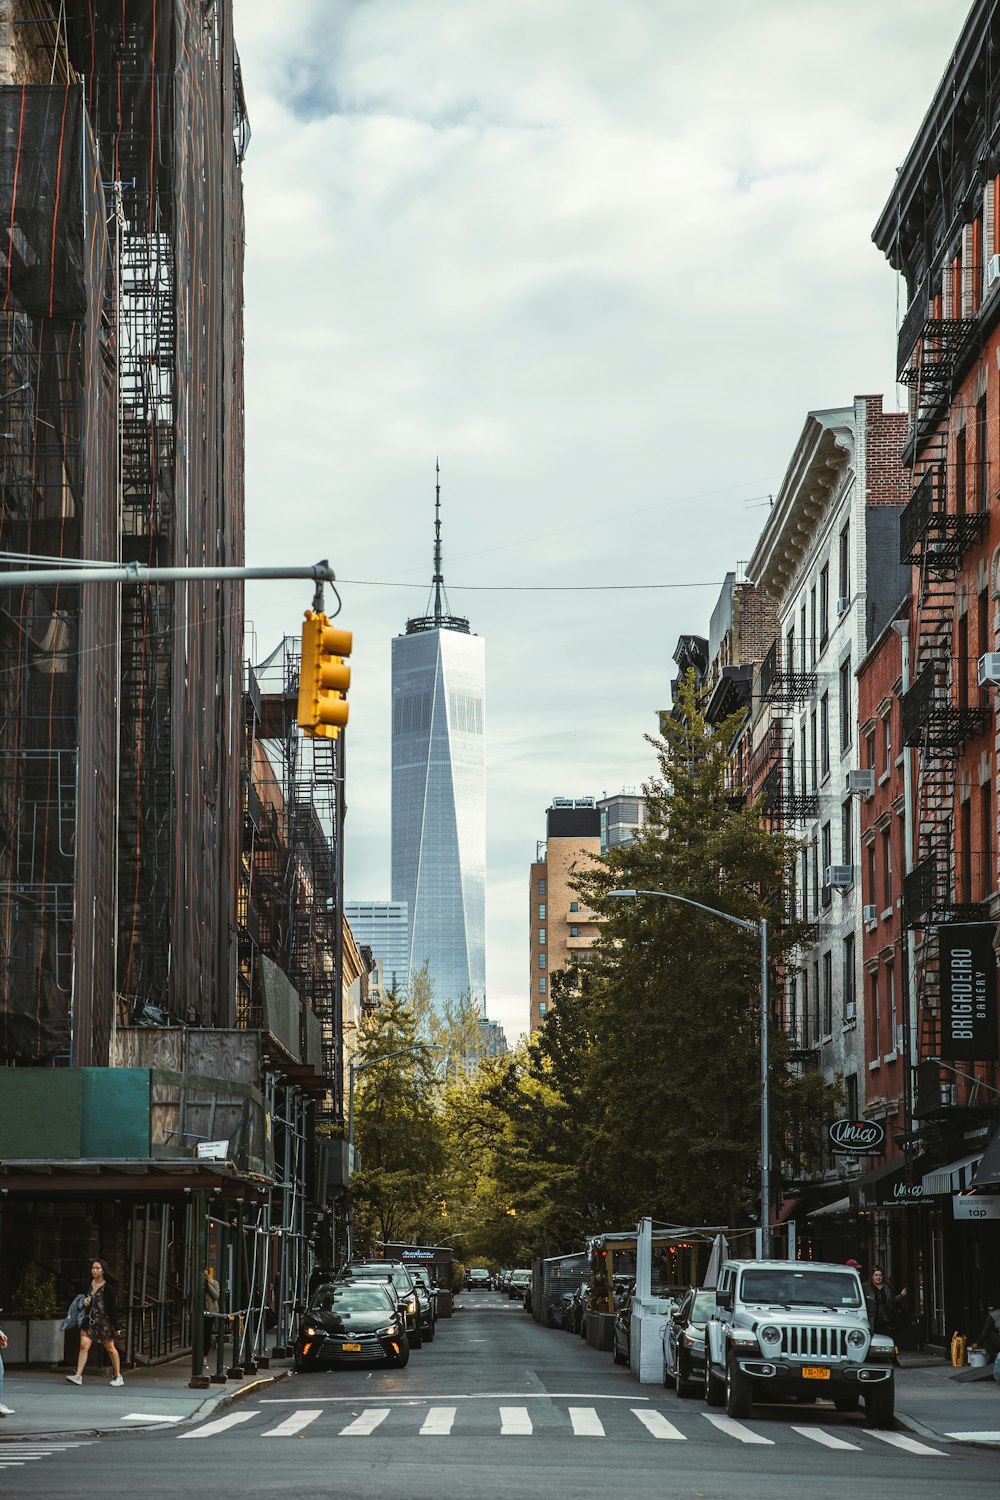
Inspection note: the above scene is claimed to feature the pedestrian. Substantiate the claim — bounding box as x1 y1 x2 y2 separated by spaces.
65 1258 124 1387
974 1305 1000 1361
0 1323 13 1416
203 1266 220 1353
862 1266 907 1338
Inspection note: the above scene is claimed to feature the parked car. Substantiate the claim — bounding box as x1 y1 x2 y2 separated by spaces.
508 1269 531 1300
410 1272 437 1341
336 1260 424 1348
466 1268 492 1290
569 1281 590 1336
662 1287 714 1395
294 1281 409 1371
495 1269 510 1292
614 1283 685 1367
545 1289 576 1329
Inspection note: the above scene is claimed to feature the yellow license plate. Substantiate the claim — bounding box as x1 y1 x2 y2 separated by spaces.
802 1366 830 1380
341 1342 362 1352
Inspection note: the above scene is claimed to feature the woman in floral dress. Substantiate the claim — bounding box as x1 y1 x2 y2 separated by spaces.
66 1258 123 1386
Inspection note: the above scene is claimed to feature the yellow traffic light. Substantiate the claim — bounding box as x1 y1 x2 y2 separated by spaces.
297 609 352 739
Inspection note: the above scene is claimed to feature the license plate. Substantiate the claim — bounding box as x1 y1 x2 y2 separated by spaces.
802 1366 830 1380
341 1342 362 1352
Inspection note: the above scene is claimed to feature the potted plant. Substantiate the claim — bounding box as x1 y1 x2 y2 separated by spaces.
3 1265 64 1365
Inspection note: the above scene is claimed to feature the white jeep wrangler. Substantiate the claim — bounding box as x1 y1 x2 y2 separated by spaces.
703 1259 895 1428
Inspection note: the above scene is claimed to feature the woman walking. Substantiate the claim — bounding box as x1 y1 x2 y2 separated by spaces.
66 1258 124 1387
0 1323 13 1415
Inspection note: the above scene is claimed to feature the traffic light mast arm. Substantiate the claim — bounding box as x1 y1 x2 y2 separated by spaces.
0 558 336 589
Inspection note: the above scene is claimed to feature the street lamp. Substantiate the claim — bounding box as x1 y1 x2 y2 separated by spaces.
345 1043 445 1259
607 888 771 1256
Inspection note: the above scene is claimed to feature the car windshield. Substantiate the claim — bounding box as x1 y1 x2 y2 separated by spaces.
690 1291 718 1321
344 1264 408 1285
311 1285 391 1314
739 1269 862 1308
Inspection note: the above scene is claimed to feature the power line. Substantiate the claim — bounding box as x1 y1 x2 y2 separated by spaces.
339 578 724 592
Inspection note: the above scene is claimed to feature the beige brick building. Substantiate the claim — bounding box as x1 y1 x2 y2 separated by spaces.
529 800 602 1031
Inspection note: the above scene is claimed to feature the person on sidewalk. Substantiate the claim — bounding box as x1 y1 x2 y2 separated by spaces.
0 1323 13 1416
203 1267 220 1354
66 1258 124 1388
862 1267 907 1338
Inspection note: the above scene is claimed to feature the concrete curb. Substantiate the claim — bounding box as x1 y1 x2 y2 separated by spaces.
185 1367 291 1426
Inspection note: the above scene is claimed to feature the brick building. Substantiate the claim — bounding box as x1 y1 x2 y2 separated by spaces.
529 800 601 1031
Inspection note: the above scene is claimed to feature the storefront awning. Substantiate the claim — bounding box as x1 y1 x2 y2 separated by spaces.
807 1196 851 1219
971 1130 1000 1189
922 1152 983 1196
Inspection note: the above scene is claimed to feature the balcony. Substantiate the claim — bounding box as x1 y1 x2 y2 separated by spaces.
900 660 990 752
899 467 988 567
896 284 976 388
759 640 817 708
902 853 992 928
760 758 819 824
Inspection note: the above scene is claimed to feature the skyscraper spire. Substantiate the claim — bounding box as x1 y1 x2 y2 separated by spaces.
405 462 470 635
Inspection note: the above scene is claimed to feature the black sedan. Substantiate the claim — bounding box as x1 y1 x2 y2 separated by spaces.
294 1282 410 1371
661 1287 715 1396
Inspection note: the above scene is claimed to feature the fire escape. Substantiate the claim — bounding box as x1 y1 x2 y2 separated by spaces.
897 280 989 1074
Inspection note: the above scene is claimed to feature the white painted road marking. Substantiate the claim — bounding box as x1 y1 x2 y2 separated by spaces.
179 1410 259 1439
791 1425 862 1451
703 1414 774 1445
631 1409 685 1440
121 1413 184 1423
568 1407 605 1437
499 1406 533 1435
871 1432 946 1457
262 1409 324 1438
340 1408 390 1436
420 1407 457 1435
944 1430 1000 1445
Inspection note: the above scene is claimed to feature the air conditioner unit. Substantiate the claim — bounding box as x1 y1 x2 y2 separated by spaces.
837 596 850 615
848 769 875 796
987 253 1000 291
863 903 878 924
978 652 1000 688
825 864 854 889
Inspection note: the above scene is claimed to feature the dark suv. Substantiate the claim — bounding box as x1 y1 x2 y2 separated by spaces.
466 1268 492 1290
337 1260 426 1348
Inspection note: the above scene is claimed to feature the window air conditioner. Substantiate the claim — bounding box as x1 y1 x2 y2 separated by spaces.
977 652 1000 688
848 769 875 796
987 253 1000 291
825 865 854 889
837 596 851 615
863 903 878 924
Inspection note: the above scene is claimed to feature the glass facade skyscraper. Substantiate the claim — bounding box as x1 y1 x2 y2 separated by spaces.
344 901 410 993
390 477 486 1011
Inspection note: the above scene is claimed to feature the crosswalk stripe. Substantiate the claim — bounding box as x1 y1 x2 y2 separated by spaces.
262 1409 323 1438
340 1408 390 1436
569 1407 605 1437
631 1409 685 1441
179 1410 259 1439
499 1406 532 1435
870 1432 946 1457
703 1414 773 1445
420 1407 457 1436
791 1425 862 1451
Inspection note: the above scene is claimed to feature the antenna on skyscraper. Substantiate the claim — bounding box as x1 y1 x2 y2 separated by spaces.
405 461 470 635
432 458 444 626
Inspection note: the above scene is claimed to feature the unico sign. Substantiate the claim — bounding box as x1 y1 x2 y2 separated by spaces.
939 924 999 1063
828 1118 886 1156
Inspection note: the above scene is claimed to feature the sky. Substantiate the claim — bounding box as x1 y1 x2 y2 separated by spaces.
236 0 965 1044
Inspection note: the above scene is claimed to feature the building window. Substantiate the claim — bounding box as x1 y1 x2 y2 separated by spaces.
845 1072 858 1120
799 722 808 796
538 904 546 920
799 601 807 671
801 968 809 1045
801 848 809 917
538 977 547 995
839 656 852 751
842 932 856 1020
822 950 833 1035
538 953 546 970
538 1000 547 1015
885 959 897 1051
980 587 991 707
811 844 820 915
810 710 818 788
869 968 881 1057
983 781 993 897
810 587 817 666
569 925 580 938
961 796 972 901
978 394 988 511
881 828 892 906
819 564 830 648
569 900 579 912
786 626 795 671
538 928 546 945
866 841 877 908
820 693 830 778
538 879 546 896
956 425 967 515
958 611 969 709
838 523 850 604
841 799 854 869
882 711 891 768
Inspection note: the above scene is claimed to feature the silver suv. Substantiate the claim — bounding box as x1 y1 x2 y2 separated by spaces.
703 1259 895 1428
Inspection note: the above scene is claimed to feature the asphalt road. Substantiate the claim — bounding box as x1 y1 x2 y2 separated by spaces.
1 1290 996 1500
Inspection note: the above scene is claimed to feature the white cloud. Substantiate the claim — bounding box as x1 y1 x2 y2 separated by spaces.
238 0 961 1041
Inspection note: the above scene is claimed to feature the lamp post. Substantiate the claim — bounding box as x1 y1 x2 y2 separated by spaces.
608 888 771 1256
345 1043 445 1260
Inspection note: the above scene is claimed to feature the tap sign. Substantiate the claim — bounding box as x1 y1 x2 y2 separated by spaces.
938 924 999 1063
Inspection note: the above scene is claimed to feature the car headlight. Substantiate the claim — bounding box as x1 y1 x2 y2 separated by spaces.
407 1296 418 1314
758 1325 781 1344
847 1328 867 1348
379 1323 400 1337
303 1326 317 1337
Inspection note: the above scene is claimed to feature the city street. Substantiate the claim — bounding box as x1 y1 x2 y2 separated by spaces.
1 1293 996 1500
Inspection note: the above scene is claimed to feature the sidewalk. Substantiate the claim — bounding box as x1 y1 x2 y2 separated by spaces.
0 1355 292 1441
894 1353 1000 1447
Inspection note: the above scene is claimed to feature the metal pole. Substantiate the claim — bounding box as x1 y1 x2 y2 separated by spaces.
228 1203 244 1378
346 1063 356 1261
189 1192 210 1389
760 917 770 1259
0 560 335 589
213 1215 228 1384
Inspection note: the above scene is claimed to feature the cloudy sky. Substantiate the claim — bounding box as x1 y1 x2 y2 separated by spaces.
236 0 963 1043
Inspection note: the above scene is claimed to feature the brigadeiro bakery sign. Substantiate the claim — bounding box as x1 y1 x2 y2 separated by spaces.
828 1118 886 1156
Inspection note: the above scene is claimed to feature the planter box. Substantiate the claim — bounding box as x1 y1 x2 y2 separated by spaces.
585 1311 616 1351
3 1318 65 1365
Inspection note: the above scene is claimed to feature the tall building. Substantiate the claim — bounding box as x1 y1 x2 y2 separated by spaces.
529 799 602 1031
345 901 410 993
391 473 486 1011
597 792 648 853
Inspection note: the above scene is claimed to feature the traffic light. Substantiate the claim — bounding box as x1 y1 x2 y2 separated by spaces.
297 609 352 739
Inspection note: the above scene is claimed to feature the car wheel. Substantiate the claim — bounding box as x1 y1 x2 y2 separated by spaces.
725 1350 753 1419
410 1327 423 1350
704 1352 725 1407
662 1352 674 1389
391 1339 410 1369
675 1356 694 1399
864 1384 894 1430
834 1394 860 1413
293 1351 308 1373
612 1332 627 1366
423 1323 435 1343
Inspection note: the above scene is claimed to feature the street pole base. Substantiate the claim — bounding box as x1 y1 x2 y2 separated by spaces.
210 1374 228 1385
270 1346 289 1359
257 1356 270 1369
189 1376 212 1390
226 1366 244 1379
243 1360 258 1375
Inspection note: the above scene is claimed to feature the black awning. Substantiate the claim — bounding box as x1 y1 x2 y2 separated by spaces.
971 1126 1000 1188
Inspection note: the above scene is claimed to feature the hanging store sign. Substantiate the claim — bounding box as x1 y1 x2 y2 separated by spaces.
828 1118 885 1156
952 1194 1000 1221
938 924 999 1063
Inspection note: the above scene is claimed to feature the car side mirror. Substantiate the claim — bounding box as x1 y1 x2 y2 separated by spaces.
715 1289 732 1311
